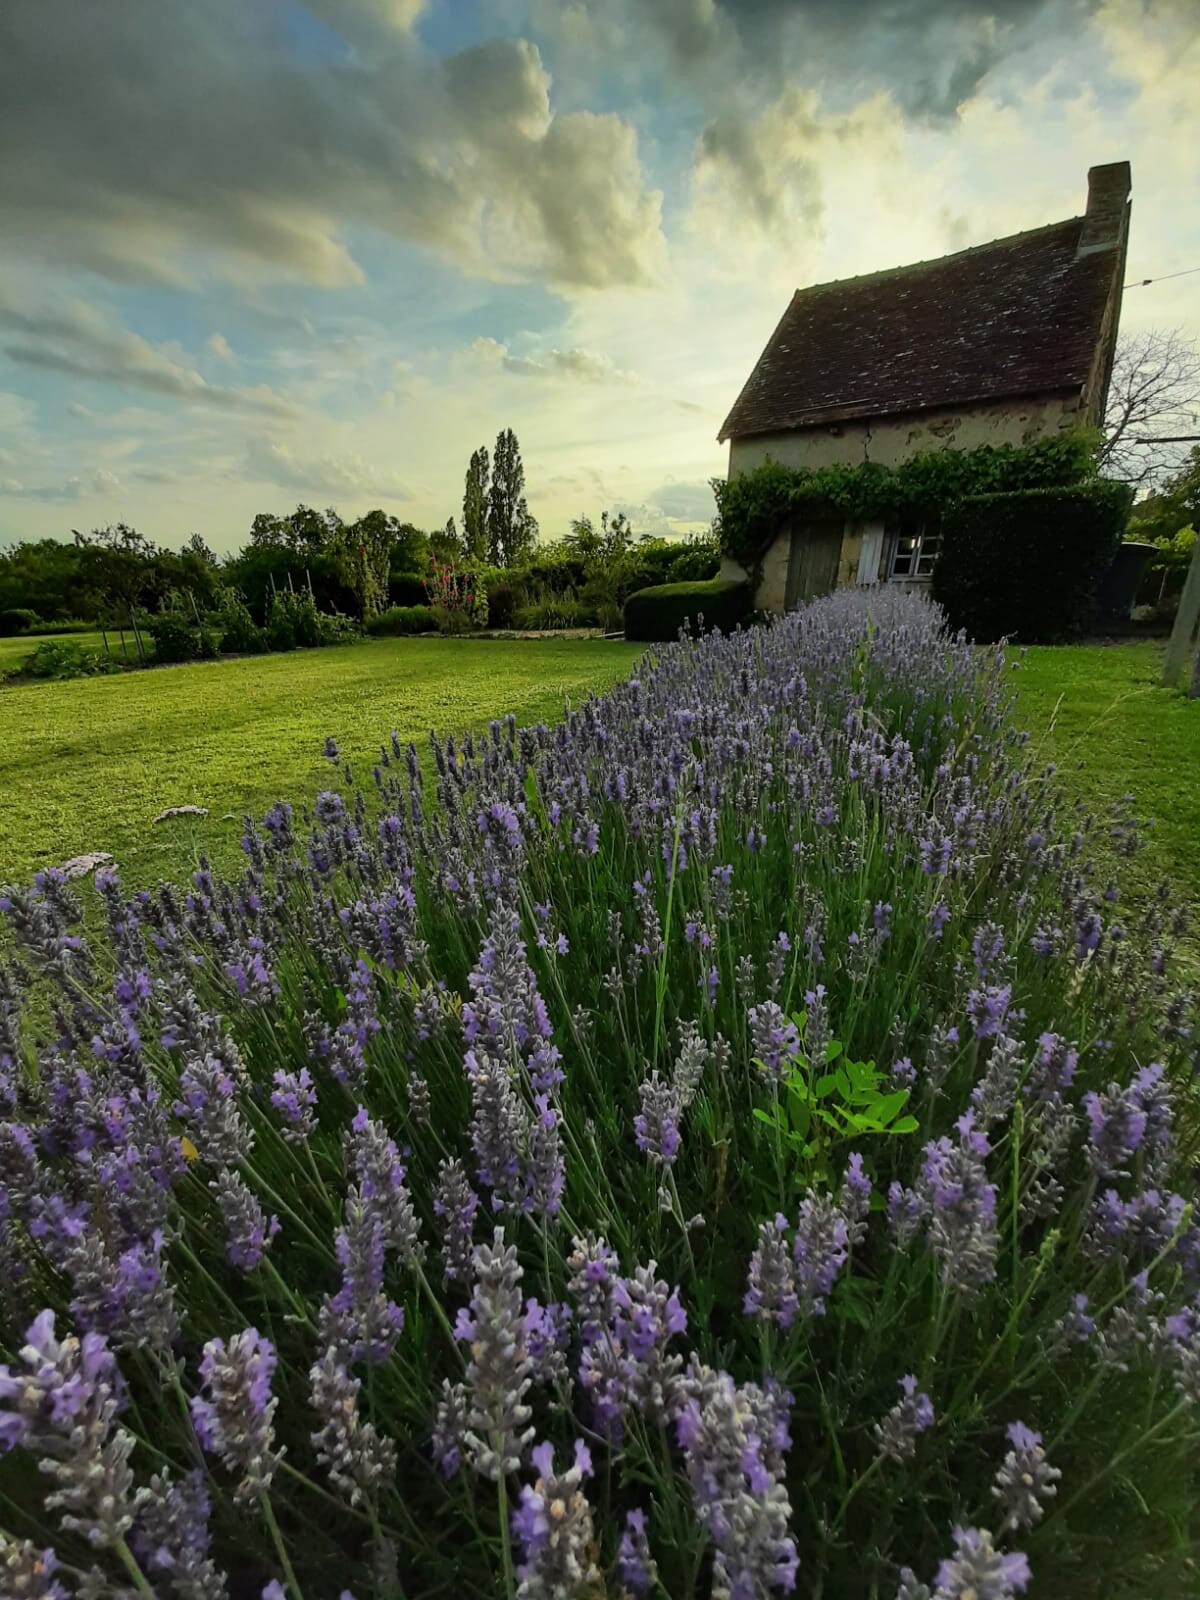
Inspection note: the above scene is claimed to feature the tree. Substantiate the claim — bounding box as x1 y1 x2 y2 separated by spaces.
343 510 398 619
462 447 490 563
430 517 464 566
486 428 538 568
1102 330 1200 489
73 523 162 663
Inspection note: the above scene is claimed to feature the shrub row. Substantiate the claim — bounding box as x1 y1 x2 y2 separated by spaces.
933 482 1133 642
623 576 754 641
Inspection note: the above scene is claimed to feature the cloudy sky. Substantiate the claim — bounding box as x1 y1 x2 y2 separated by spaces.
1 0 1196 551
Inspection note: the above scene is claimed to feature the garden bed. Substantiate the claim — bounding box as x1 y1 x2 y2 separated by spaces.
0 591 1197 1598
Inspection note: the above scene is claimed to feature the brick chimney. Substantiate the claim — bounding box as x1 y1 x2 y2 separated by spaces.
1076 160 1131 257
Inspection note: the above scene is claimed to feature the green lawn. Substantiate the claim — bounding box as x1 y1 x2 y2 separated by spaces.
2 634 1195 909
0 636 638 883
1011 640 1200 911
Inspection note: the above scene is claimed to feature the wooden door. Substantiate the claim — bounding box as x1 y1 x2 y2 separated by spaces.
785 519 843 608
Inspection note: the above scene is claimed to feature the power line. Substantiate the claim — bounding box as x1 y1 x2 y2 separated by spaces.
1125 265 1200 289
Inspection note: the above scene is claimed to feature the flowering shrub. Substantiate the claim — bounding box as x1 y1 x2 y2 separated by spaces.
425 562 488 633
0 589 1197 1600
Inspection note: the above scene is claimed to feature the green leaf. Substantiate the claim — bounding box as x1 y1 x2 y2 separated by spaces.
822 1039 843 1063
870 1089 910 1126
814 1073 840 1099
891 1116 920 1134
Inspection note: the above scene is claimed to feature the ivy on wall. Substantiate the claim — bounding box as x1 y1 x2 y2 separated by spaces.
711 431 1099 574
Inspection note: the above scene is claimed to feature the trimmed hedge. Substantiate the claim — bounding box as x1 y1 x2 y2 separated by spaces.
932 481 1133 643
365 604 437 636
624 577 753 642
0 607 41 636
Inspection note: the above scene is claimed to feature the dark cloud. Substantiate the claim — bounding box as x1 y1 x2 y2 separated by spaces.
471 337 636 383
0 1 664 293
646 480 717 522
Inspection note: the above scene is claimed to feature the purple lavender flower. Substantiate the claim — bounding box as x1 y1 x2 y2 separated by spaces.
917 1112 998 1292
468 1054 528 1212
510 1439 599 1599
1083 1081 1148 1178
966 985 1012 1041
618 1508 656 1596
345 1106 423 1266
610 1265 687 1419
175 1049 253 1166
991 1422 1060 1531
1028 1033 1077 1099
525 1094 565 1219
0 1310 136 1548
323 1199 406 1366
0 1541 70 1599
132 1468 228 1599
212 1168 279 1271
888 1182 925 1246
634 1071 682 1168
745 1214 798 1328
434 1157 479 1285
748 1001 801 1081
792 1191 850 1317
309 1345 397 1505
453 1228 535 1479
566 1233 618 1343
875 1375 935 1461
190 1328 279 1500
840 1152 872 1247
676 1358 798 1599
933 1526 1030 1599
269 1067 316 1144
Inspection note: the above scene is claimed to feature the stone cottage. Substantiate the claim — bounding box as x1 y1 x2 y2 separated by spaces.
719 162 1131 611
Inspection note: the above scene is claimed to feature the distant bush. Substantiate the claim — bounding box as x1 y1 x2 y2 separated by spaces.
512 598 599 631
666 539 721 584
145 613 219 665
0 608 42 636
16 639 110 680
484 576 519 629
212 591 267 655
20 617 94 637
315 611 361 646
933 481 1133 643
388 572 428 608
366 605 438 637
624 577 753 642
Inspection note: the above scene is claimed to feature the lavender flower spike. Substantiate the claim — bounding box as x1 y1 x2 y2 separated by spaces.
991 1422 1061 1531
212 1168 280 1271
454 1228 535 1479
0 1310 136 1549
875 1375 935 1462
745 1215 798 1328
933 1527 1030 1599
132 1468 229 1600
511 1438 600 1600
618 1508 656 1596
310 1346 397 1506
0 1539 70 1599
190 1328 280 1500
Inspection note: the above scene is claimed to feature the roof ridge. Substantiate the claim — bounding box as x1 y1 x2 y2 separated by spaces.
786 214 1084 302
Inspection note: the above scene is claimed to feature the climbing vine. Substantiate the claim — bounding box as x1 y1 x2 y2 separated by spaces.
712 431 1099 572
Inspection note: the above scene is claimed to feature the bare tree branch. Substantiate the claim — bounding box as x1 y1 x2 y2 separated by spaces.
1103 329 1200 489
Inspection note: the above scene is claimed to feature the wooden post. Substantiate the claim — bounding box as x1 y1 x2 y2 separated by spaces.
1161 537 1200 691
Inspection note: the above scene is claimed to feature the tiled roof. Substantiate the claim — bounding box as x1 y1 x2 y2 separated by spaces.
718 216 1120 441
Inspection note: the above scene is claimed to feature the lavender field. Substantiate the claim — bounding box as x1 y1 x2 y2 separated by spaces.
0 589 1197 1600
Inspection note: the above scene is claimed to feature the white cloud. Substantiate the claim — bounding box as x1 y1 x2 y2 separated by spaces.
469 336 637 384
0 294 298 416
206 333 236 364
242 438 415 501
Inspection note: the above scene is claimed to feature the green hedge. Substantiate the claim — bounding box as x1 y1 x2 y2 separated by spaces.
624 578 753 642
931 481 1133 643
365 604 437 636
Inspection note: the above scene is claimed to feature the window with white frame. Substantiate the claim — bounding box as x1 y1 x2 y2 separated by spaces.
888 520 941 580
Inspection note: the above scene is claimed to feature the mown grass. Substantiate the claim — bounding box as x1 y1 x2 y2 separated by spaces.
2 634 1195 909
0 635 638 883
1011 639 1200 912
